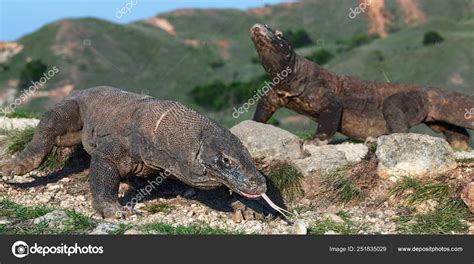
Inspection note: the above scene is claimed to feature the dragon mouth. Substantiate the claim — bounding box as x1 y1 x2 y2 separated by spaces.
239 191 263 199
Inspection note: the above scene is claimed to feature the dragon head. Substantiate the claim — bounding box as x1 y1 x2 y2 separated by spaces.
197 128 267 199
250 23 296 75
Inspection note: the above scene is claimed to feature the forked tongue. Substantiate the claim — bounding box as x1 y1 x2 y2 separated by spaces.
261 193 294 219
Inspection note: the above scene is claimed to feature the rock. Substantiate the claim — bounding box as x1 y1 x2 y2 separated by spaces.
0 217 11 225
322 213 345 224
124 228 143 235
461 183 474 213
231 121 367 178
291 220 308 235
230 120 303 163
414 199 439 214
334 143 369 163
0 117 39 131
182 188 196 198
36 193 53 203
90 222 119 235
294 145 349 175
454 150 474 162
32 210 70 228
376 133 457 180
232 210 244 223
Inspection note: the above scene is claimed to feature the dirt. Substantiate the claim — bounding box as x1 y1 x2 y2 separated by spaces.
398 0 427 24
247 7 272 17
364 0 391 38
214 39 231 60
144 18 177 37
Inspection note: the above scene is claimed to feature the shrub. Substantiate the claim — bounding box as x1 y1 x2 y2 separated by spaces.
189 75 269 111
18 60 47 91
283 29 313 48
250 55 260 64
267 162 304 201
210 59 225 68
423 30 444 46
337 34 379 51
306 49 334 65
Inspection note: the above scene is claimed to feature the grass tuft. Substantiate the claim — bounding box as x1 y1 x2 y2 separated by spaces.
389 177 450 205
38 147 69 172
2 110 41 119
143 202 174 214
267 162 304 201
63 210 97 233
5 127 35 154
396 199 470 234
0 200 97 234
322 170 364 203
390 177 472 234
309 211 366 234
0 199 52 220
4 127 70 172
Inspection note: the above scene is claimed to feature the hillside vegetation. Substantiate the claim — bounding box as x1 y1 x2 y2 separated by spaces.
0 0 473 143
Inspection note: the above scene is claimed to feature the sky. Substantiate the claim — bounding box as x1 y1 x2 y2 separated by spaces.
0 0 288 41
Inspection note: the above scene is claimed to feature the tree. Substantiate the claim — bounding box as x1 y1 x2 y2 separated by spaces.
18 60 47 91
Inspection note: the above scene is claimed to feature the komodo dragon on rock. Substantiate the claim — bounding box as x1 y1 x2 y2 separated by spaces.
250 24 474 149
1 87 288 219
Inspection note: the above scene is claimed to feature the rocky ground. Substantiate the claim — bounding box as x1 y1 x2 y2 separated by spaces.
0 119 473 235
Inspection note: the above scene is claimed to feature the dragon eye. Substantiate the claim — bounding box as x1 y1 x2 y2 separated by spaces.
275 30 283 38
223 157 230 164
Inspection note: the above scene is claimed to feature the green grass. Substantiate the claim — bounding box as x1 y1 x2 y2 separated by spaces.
266 162 304 202
309 211 366 235
5 127 35 154
110 223 134 235
0 199 53 220
38 147 69 172
143 221 236 235
322 170 364 203
296 131 314 140
2 110 41 119
143 202 175 214
396 199 471 234
0 199 97 234
4 127 69 172
390 177 472 234
389 177 450 205
62 210 97 234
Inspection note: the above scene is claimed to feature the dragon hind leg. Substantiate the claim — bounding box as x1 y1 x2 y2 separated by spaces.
2 100 83 177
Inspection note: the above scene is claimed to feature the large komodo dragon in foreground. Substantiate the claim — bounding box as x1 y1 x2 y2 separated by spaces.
250 24 474 149
1 87 270 218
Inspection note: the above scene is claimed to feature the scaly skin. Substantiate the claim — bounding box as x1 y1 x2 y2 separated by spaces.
250 24 474 149
2 87 267 218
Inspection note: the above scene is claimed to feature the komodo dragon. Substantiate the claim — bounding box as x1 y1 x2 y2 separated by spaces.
250 24 474 149
1 87 269 218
